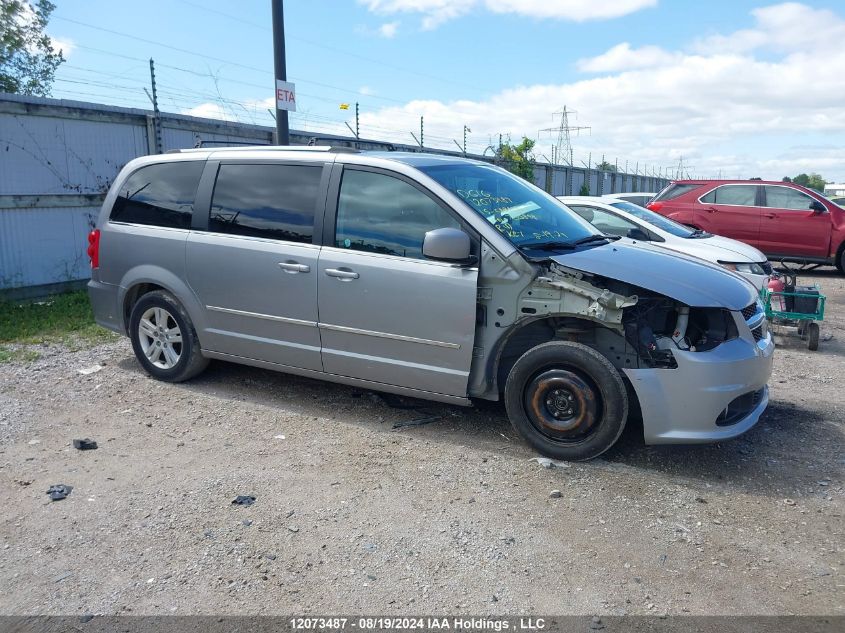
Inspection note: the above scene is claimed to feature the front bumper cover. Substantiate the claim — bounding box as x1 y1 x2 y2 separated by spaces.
624 329 774 444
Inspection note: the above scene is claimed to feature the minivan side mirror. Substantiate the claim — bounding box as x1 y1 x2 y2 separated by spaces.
810 199 826 214
423 227 475 264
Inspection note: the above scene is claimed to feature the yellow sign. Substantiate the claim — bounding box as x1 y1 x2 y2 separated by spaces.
339 103 350 110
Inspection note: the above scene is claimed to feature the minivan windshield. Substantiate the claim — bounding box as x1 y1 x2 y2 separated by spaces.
608 200 697 238
418 162 600 250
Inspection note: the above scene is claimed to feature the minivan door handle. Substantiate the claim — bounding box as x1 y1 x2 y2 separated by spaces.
325 268 359 280
278 261 310 273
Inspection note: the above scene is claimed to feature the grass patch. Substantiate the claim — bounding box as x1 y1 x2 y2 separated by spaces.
0 291 118 363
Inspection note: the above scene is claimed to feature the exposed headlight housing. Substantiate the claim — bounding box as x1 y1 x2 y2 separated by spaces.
718 261 766 275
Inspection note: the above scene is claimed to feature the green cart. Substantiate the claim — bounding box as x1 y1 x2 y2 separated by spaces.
760 275 826 351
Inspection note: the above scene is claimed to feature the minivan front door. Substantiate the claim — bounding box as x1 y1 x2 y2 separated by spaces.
186 161 328 371
317 167 478 398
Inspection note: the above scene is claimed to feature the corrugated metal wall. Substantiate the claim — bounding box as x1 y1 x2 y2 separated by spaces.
0 93 668 293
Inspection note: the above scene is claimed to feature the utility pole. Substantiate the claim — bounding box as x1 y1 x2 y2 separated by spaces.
420 116 424 148
148 58 162 154
355 102 359 140
272 0 289 145
463 125 470 156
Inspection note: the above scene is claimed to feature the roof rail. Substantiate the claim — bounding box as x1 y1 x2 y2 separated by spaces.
170 145 360 154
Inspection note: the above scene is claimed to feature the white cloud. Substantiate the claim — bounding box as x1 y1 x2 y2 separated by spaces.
359 86 376 96
378 21 400 37
358 3 845 180
360 0 656 29
49 36 75 58
182 103 239 122
577 43 676 72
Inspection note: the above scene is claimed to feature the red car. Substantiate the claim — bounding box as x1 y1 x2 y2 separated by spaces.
647 180 845 273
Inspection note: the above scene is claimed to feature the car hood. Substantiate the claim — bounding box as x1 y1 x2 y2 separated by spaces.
698 235 767 263
550 240 757 310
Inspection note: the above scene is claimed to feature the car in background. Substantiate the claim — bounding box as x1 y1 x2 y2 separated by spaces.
602 192 656 207
647 180 845 273
558 196 771 289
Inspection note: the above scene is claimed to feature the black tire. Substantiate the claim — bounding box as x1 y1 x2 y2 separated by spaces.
837 247 845 275
807 322 820 351
504 341 628 461
129 290 209 382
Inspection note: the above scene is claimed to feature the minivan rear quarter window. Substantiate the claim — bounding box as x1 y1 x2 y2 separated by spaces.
209 163 322 243
110 161 204 229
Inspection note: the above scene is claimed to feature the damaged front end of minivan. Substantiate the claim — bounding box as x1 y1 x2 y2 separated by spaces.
471 242 774 445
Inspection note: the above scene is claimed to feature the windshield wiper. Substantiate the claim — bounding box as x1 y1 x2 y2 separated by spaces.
571 234 620 245
518 240 576 251
689 228 711 238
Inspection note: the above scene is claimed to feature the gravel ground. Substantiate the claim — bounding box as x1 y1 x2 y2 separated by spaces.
0 272 843 617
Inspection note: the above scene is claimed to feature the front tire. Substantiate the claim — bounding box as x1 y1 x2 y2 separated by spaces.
837 247 845 275
504 341 628 461
129 290 208 382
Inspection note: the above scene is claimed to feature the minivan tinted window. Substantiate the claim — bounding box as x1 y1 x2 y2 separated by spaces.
335 169 461 259
700 185 757 206
209 164 322 243
110 162 204 229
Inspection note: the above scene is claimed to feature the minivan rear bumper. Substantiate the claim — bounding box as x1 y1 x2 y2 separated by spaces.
624 333 774 444
87 278 124 335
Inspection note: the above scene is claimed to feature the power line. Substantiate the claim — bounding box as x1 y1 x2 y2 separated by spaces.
55 17 408 105
172 0 490 94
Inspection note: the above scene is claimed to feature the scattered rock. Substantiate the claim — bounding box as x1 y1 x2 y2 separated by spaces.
783 498 796 506
287 525 300 533
73 438 98 450
549 490 562 498
530 457 571 469
46 484 72 501
78 364 103 375
232 495 256 506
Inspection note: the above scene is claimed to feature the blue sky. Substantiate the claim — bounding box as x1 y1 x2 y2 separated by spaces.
46 1 845 182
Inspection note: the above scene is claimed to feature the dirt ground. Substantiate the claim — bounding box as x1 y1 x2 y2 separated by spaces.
0 271 843 617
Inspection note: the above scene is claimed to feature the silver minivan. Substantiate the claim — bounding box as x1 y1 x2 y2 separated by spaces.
88 147 774 460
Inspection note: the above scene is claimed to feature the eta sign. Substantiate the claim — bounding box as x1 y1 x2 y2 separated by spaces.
275 80 296 112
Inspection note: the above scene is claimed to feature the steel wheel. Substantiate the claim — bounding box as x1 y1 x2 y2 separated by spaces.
523 369 599 442
137 306 182 369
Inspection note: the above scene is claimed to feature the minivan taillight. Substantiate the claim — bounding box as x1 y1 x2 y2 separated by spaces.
647 201 664 212
87 229 100 269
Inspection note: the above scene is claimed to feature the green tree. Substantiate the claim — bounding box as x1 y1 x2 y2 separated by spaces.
1 0 64 96
782 176 792 182
596 160 617 172
498 137 536 181
578 182 590 195
792 173 826 191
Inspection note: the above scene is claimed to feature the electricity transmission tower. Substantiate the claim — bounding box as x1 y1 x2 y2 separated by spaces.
539 106 590 166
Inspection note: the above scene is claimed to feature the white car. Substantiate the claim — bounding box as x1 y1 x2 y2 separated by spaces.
558 196 771 289
602 192 656 207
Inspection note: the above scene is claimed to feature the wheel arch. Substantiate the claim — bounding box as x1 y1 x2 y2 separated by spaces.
489 315 634 392
118 266 205 335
